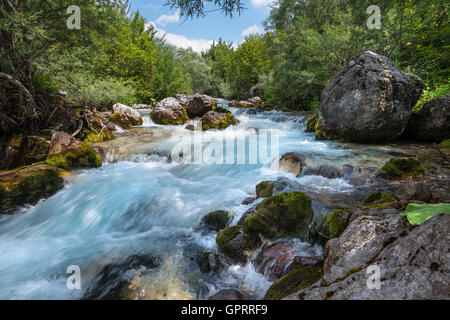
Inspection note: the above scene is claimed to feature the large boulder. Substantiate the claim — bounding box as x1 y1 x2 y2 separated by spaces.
151 97 188 125
314 51 424 143
201 110 238 131
48 131 82 156
0 164 63 213
407 94 450 142
286 214 450 300
4 136 50 169
112 103 143 126
185 93 216 118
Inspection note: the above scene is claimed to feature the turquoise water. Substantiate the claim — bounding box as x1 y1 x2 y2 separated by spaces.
0 99 377 299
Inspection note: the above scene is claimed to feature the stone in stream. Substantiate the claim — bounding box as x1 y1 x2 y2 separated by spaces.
312 51 424 143
201 210 230 231
394 181 432 202
285 213 450 300
278 152 306 177
185 93 217 118
108 113 133 129
112 103 143 126
0 164 64 214
195 252 221 273
228 96 262 108
200 110 238 131
151 97 189 125
407 94 449 142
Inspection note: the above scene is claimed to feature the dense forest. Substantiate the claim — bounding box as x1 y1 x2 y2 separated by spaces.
1 0 448 135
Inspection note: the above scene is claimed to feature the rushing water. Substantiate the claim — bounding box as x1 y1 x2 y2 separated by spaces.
0 99 426 299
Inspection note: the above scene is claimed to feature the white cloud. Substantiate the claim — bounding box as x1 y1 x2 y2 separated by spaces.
242 25 263 37
147 22 213 53
250 0 274 7
155 12 180 26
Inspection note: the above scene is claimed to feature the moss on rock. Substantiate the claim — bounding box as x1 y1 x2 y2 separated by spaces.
381 157 424 179
256 181 274 198
325 209 353 238
109 113 133 128
64 143 102 168
244 192 314 242
0 164 64 213
196 252 221 273
363 192 397 205
263 266 323 300
216 225 244 260
202 210 230 231
82 128 115 143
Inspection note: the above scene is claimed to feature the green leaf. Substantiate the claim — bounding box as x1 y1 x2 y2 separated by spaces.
400 203 450 225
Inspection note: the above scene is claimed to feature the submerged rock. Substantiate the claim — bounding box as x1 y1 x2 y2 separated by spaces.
407 94 449 142
200 110 238 131
0 164 63 213
112 103 143 126
151 97 188 125
287 214 450 300
315 51 424 143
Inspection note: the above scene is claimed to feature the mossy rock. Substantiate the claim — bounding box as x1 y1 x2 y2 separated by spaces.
201 112 238 131
256 181 274 198
362 203 393 210
363 192 397 205
43 154 69 170
244 192 314 242
438 139 450 149
196 252 221 273
263 266 323 300
64 143 102 168
306 113 318 132
216 225 244 261
381 157 424 179
325 209 353 238
82 128 115 143
0 164 64 213
151 107 188 125
109 113 133 129
202 210 230 231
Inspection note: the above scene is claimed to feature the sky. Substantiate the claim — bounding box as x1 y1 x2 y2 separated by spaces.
128 0 275 52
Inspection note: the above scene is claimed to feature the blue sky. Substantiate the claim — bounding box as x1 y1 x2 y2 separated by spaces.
128 0 274 52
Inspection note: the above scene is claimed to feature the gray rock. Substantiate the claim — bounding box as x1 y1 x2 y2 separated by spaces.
112 103 143 124
317 51 424 143
151 97 188 125
286 214 449 300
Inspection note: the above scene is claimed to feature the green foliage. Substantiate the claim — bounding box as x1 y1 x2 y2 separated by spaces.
400 203 450 225
438 139 450 149
414 80 450 112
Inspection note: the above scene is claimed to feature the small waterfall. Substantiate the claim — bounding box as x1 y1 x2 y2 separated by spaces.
141 115 153 127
